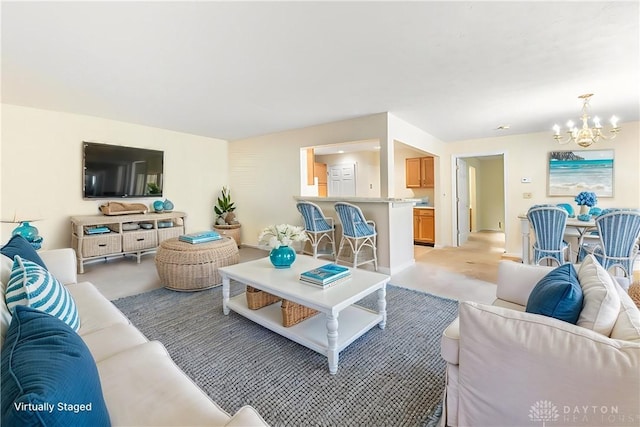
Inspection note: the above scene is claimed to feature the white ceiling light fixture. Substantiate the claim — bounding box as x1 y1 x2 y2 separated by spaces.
553 94 621 148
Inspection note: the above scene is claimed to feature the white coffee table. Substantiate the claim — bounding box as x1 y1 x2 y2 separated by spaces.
218 255 389 374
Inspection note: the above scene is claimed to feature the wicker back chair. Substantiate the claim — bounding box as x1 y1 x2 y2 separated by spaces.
334 202 377 270
296 201 336 259
578 209 640 278
527 205 570 266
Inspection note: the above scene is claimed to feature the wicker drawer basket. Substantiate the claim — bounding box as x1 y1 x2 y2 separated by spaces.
246 286 281 309
157 226 184 242
281 300 319 327
123 230 158 251
79 234 122 257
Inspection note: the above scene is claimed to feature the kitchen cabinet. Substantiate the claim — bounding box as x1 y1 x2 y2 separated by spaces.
314 162 327 197
413 208 435 245
406 156 434 188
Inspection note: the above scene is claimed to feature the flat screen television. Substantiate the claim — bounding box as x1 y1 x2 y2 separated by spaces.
83 142 164 199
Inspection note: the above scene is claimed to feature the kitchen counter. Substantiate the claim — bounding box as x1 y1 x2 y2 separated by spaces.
294 197 415 274
299 196 413 208
413 205 435 210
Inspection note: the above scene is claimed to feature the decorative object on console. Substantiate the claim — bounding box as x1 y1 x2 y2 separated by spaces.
99 201 148 216
153 200 165 213
553 93 620 147
122 222 139 231
163 199 174 212
258 224 308 269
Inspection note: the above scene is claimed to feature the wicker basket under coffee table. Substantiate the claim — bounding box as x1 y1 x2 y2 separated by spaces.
155 237 239 291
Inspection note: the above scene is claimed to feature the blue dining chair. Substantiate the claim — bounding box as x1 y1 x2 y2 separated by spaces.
578 209 640 279
527 205 571 266
334 202 377 270
296 201 336 259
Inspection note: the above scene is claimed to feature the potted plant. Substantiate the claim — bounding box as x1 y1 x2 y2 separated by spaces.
213 186 241 246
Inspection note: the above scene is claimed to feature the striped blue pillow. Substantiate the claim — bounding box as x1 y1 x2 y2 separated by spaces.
5 256 80 332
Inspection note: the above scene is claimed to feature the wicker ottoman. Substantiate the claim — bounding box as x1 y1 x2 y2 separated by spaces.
155 237 239 291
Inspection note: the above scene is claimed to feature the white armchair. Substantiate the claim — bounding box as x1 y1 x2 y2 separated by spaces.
440 261 640 426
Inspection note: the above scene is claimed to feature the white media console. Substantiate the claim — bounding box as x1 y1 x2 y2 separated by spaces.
70 211 186 273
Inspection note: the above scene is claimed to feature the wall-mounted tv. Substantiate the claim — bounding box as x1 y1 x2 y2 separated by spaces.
83 142 164 199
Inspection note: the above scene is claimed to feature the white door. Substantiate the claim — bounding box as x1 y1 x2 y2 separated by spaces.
328 163 356 197
456 158 470 246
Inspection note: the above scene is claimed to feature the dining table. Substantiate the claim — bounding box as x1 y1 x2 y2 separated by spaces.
519 215 596 264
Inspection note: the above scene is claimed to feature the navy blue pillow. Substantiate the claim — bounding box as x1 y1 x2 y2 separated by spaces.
0 235 47 269
1 306 110 427
526 263 583 324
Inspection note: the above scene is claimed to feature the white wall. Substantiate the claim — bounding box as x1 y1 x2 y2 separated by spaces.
1 104 229 249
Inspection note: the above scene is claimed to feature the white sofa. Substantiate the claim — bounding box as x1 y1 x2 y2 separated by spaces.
440 259 640 426
1 248 269 426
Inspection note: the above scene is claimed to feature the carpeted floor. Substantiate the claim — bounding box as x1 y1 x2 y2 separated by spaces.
113 284 458 427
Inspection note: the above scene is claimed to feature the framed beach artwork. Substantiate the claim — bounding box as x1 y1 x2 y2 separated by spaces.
547 150 614 197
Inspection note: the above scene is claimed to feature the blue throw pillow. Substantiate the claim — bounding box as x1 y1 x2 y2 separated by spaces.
5 256 80 332
1 305 110 426
526 263 583 324
0 235 47 269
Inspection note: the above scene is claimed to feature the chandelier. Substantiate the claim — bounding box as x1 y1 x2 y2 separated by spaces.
553 93 620 148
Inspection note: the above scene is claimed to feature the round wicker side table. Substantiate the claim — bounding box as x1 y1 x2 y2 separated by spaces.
155 237 239 291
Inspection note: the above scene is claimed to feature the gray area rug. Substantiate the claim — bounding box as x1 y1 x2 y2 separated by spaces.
113 284 458 426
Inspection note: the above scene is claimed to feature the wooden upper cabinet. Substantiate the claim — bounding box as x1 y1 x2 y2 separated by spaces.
422 157 434 188
406 158 422 188
406 156 434 188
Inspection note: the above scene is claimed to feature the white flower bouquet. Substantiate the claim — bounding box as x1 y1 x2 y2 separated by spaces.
258 224 308 249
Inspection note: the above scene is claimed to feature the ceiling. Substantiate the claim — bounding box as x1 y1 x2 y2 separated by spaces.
2 2 639 144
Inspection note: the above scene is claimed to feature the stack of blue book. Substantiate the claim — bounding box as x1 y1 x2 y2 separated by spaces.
299 264 351 288
179 230 221 244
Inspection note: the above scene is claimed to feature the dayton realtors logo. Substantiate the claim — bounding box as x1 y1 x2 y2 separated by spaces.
529 400 638 425
529 400 559 426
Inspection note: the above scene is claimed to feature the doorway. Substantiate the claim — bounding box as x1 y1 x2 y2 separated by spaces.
454 154 506 248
